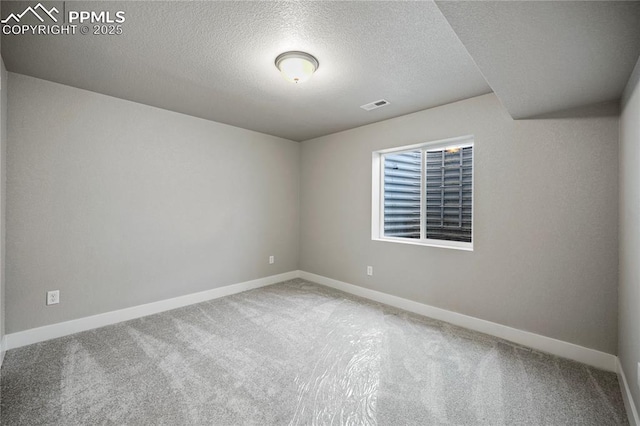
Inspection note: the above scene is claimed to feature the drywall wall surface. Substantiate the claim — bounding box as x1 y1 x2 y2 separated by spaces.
619 55 640 411
7 73 300 333
0 58 6 345
300 93 619 354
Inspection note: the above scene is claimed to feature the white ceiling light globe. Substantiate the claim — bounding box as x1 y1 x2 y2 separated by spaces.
275 51 319 84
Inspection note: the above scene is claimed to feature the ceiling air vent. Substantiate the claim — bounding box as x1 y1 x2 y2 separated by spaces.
360 99 390 111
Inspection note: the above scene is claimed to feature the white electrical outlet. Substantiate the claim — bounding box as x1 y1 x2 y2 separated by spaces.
269 255 275 264
47 290 60 306
367 266 373 276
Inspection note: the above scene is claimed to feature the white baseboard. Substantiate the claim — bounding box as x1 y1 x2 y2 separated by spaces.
0 335 5 368
618 358 640 426
299 271 617 372
4 271 299 351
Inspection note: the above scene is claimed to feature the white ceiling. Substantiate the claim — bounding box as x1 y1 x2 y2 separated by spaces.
435 1 640 119
2 1 639 141
1 1 491 141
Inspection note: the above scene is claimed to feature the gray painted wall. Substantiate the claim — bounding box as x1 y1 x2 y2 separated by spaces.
6 73 300 333
300 93 619 354
0 59 6 349
619 56 640 412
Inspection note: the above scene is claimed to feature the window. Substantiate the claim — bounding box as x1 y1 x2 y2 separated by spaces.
372 135 474 250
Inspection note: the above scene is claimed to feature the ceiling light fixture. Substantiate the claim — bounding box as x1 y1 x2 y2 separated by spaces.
275 51 319 84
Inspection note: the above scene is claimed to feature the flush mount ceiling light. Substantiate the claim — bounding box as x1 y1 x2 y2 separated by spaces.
275 51 319 84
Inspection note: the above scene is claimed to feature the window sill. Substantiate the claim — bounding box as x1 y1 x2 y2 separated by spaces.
372 236 473 251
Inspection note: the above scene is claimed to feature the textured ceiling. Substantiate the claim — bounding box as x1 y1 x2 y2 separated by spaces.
1 1 491 141
436 1 640 119
4 1 639 140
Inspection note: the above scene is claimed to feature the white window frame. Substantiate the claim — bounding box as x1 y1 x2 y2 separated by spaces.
372 135 474 251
